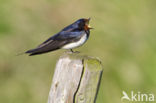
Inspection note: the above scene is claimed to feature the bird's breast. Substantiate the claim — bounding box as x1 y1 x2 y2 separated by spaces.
62 33 88 49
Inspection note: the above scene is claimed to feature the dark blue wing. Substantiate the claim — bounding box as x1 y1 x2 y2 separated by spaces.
54 31 84 40
25 31 84 56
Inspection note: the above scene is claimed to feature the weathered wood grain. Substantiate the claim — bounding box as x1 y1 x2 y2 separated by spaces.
48 53 103 103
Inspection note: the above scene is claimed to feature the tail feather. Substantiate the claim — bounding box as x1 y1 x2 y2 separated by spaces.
25 47 58 56
25 48 40 56
25 39 65 56
25 48 38 53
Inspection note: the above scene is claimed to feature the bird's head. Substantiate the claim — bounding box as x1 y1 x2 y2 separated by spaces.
74 18 93 31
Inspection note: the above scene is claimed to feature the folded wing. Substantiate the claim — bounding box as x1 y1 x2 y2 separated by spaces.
25 31 83 56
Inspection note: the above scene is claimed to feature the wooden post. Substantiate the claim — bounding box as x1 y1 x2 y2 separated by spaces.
48 53 103 103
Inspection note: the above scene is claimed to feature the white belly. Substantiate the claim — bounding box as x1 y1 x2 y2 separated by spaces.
62 34 87 49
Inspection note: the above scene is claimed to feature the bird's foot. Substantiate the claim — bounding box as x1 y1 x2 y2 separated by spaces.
70 49 80 53
65 49 80 54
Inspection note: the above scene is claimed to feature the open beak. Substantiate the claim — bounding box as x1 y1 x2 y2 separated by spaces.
88 25 93 29
85 18 94 30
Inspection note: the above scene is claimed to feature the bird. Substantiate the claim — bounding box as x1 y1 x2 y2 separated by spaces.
25 18 93 56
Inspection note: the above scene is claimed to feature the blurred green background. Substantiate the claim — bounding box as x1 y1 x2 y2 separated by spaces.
0 0 156 103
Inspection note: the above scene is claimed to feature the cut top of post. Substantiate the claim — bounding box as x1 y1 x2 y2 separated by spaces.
48 53 103 103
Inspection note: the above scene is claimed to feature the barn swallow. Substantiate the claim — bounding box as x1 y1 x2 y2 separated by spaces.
26 18 93 56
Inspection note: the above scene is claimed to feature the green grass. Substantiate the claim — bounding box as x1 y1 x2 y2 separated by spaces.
0 0 156 103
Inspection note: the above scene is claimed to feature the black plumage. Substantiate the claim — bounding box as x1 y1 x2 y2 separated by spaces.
26 18 92 56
